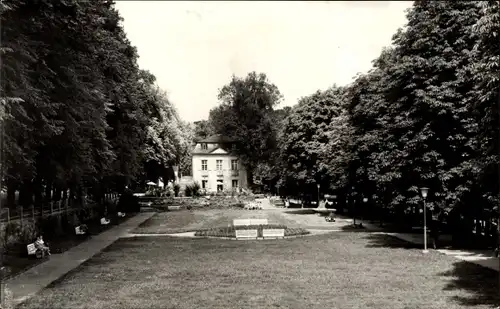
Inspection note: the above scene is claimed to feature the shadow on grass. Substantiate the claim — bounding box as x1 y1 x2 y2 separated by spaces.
440 260 500 307
283 209 317 215
136 213 160 228
363 233 424 249
364 233 500 307
339 224 371 234
43 238 135 290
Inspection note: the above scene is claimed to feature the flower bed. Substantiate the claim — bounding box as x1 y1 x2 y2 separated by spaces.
194 224 310 238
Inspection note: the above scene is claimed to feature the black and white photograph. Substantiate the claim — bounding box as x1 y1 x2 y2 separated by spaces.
0 0 500 308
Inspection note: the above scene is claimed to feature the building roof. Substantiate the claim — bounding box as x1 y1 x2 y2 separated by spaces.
195 134 237 144
192 144 238 156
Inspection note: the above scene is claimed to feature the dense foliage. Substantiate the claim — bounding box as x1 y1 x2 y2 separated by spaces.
0 0 189 208
277 1 500 239
208 72 283 188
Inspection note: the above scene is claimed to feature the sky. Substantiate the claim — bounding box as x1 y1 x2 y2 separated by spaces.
114 1 413 123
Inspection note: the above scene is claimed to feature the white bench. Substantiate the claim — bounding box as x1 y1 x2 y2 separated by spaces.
235 229 258 239
27 243 37 255
233 219 252 227
117 212 126 217
100 217 110 225
27 243 43 258
75 225 87 235
249 219 268 226
262 228 285 238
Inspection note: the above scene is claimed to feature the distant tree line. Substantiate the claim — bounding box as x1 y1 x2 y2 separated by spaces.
201 1 500 245
1 0 191 209
277 1 500 241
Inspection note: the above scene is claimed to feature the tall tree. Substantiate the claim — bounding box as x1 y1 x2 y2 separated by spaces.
192 120 213 141
468 0 500 209
345 1 483 223
209 72 283 187
280 87 347 196
0 0 185 206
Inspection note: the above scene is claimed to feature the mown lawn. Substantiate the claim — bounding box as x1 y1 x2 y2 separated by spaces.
16 232 499 309
133 209 299 234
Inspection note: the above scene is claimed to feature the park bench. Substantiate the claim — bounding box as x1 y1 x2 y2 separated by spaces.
75 224 88 235
325 212 336 222
100 217 110 225
27 243 43 259
117 212 126 217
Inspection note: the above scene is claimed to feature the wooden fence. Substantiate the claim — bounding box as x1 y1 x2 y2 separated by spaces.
0 193 119 224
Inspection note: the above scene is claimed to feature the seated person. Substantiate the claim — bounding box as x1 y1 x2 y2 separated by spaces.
34 235 51 257
75 224 89 235
325 212 336 222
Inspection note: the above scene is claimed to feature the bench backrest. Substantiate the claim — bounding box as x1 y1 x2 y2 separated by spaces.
27 243 37 255
75 226 86 235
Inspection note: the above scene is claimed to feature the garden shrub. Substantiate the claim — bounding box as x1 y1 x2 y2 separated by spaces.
174 184 180 197
185 182 201 197
232 202 245 208
1 220 38 254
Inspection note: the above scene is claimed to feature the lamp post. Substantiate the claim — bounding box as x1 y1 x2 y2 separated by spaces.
317 184 320 206
350 186 354 225
420 187 429 253
363 197 368 222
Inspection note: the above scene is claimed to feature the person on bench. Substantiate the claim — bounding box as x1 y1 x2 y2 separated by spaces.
75 224 89 235
325 211 336 222
35 235 51 257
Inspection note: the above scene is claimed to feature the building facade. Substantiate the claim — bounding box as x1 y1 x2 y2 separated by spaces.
191 135 248 193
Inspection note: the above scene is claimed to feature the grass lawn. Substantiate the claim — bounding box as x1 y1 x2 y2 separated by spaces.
133 209 299 234
16 232 499 309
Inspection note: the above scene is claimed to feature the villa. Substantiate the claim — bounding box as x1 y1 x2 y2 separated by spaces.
191 134 248 193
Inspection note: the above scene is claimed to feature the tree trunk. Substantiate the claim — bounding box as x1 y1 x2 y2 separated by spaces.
62 187 68 200
78 185 84 205
54 185 62 201
44 181 52 203
33 177 43 207
6 179 16 208
19 179 33 208
476 218 482 238
247 167 254 189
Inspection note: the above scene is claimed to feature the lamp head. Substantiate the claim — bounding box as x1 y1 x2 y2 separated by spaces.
317 184 320 189
363 197 368 203
420 187 429 199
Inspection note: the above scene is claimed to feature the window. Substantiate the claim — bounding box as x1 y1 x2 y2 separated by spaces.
201 160 207 171
231 160 238 171
217 179 223 192
202 180 208 189
201 143 208 150
232 180 238 188
216 160 223 170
